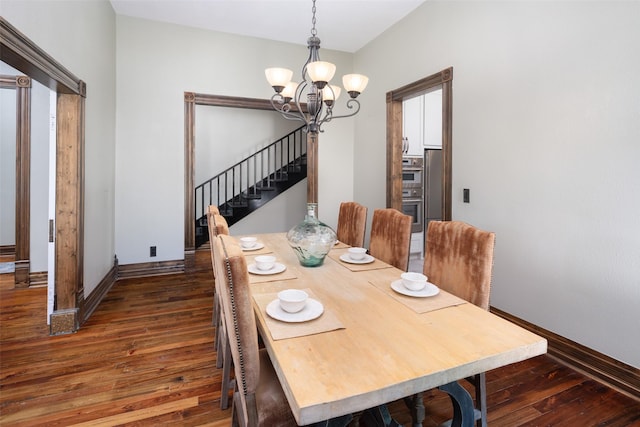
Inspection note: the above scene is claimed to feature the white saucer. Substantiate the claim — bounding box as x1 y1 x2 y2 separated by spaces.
339 253 375 264
266 298 324 323
390 280 439 298
248 262 286 275
242 242 265 251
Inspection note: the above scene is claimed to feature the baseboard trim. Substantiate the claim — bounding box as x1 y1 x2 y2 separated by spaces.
29 271 47 287
491 307 639 400
117 259 184 280
0 245 15 255
83 262 118 324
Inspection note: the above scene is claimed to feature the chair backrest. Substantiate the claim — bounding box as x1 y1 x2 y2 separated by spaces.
423 221 495 310
336 202 368 248
212 234 261 425
369 208 412 271
207 204 220 215
207 211 230 277
211 213 229 236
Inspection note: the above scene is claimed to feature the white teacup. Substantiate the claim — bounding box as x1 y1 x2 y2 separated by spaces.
401 272 428 291
240 236 258 249
348 247 367 261
254 255 276 271
278 289 308 313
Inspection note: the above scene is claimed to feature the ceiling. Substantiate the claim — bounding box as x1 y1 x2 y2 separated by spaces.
109 0 426 53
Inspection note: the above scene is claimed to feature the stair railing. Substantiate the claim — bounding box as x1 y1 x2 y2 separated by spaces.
195 125 306 225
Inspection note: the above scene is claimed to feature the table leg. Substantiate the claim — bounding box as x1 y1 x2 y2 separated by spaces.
438 381 475 427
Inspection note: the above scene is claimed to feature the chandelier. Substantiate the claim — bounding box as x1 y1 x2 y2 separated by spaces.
265 0 369 134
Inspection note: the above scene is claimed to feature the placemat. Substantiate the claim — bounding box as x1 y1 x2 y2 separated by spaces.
328 248 395 272
253 289 345 340
246 255 298 284
239 241 274 255
333 241 351 249
369 279 467 314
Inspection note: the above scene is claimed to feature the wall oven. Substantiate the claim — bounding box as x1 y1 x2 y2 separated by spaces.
402 157 424 233
401 157 423 188
402 197 423 233
402 169 422 188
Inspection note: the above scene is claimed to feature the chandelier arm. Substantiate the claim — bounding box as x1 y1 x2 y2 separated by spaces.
323 99 361 121
269 94 306 122
292 80 310 120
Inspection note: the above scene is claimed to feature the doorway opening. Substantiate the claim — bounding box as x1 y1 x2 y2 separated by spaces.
386 67 453 271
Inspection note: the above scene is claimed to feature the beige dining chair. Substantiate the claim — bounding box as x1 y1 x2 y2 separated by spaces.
206 208 233 410
211 234 352 427
422 220 496 427
336 201 368 248
368 208 412 271
208 204 220 216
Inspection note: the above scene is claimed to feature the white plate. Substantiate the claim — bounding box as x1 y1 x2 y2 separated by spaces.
248 262 286 275
339 253 375 264
390 279 440 298
266 298 324 323
242 242 265 251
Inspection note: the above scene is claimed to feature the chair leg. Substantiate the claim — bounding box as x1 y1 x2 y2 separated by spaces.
214 293 223 368
474 373 487 427
220 332 232 409
402 392 425 427
360 404 402 426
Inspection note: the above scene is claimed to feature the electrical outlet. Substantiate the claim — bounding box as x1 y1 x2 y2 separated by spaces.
150 246 157 257
463 189 470 203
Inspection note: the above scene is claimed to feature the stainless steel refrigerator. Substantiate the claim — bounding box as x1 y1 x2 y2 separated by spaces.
424 149 443 228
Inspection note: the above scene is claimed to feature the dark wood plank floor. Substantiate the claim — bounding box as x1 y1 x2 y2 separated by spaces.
1 253 639 426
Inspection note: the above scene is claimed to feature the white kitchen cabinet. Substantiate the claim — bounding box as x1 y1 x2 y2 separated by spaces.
402 88 443 154
402 95 423 157
423 88 442 149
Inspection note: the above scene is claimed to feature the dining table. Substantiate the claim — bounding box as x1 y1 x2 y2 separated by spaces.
242 232 547 426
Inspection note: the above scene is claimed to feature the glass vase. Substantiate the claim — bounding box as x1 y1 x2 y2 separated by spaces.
286 203 336 267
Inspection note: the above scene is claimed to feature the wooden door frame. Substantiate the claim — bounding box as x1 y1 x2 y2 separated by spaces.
1 17 86 334
386 67 453 220
0 74 31 287
183 93 313 271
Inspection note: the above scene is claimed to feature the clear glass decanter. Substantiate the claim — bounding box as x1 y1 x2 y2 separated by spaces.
286 203 337 267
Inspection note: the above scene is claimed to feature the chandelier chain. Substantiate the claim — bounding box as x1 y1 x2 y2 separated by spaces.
311 0 317 37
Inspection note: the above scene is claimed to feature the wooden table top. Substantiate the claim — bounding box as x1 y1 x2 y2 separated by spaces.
246 233 547 425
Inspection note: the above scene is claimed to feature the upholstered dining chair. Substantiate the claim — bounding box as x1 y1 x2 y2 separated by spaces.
336 201 368 248
208 204 220 216
211 234 353 427
368 208 412 271
206 208 233 410
423 220 496 427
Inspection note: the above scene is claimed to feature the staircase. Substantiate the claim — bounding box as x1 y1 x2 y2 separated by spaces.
195 125 307 247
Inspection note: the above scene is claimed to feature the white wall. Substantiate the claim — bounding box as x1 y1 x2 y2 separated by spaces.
2 0 117 294
115 16 355 263
0 63 50 272
354 1 640 367
28 79 51 271
0 68 17 246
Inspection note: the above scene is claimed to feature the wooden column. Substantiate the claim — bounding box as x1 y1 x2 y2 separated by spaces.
386 93 403 211
183 92 196 272
51 92 85 334
8 75 31 287
307 132 318 206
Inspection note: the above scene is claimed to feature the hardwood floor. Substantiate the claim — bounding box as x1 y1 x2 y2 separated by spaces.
1 254 639 426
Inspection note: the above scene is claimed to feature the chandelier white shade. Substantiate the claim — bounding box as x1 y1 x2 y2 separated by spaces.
264 68 293 92
265 0 368 134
